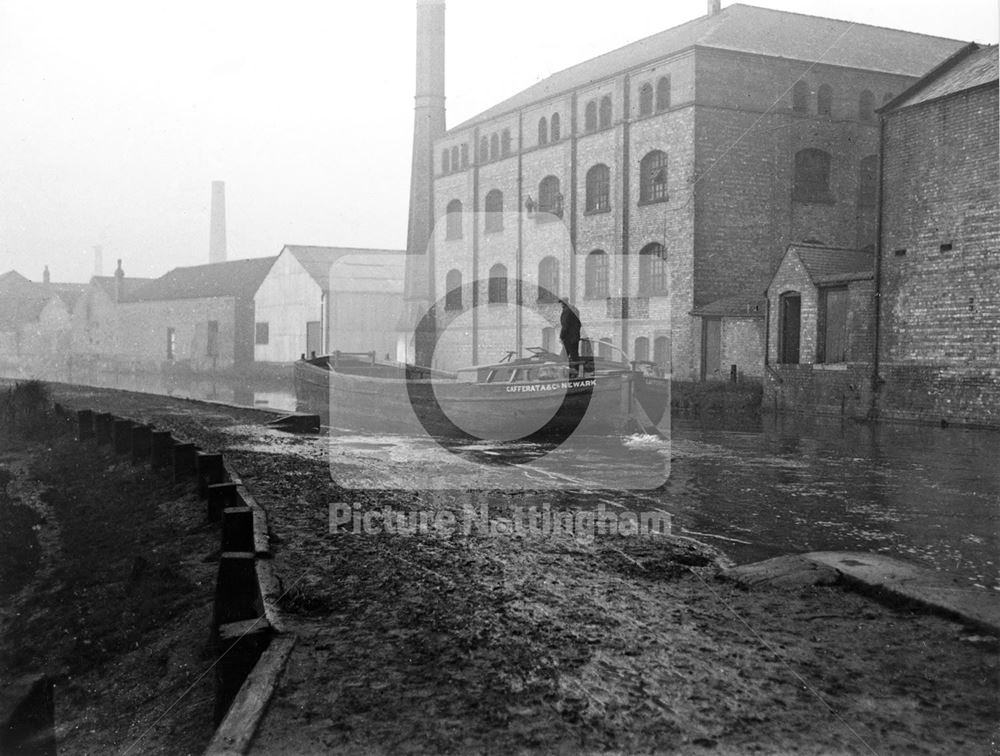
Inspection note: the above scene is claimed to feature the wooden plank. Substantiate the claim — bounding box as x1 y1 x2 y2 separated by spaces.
203 635 296 756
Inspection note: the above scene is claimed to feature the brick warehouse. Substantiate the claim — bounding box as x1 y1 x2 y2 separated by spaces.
876 44 1000 426
400 1 966 379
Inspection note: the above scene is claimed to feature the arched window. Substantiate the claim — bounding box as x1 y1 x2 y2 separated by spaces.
792 80 809 113
859 90 875 122
538 116 548 146
598 338 613 360
490 133 500 160
484 189 504 233
793 148 832 203
638 243 668 295
585 164 610 213
778 292 801 364
653 336 669 369
639 150 668 203
461 143 469 167
584 101 597 133
550 113 561 142
538 175 562 217
441 149 450 174
445 269 463 311
448 147 458 173
538 256 559 303
817 84 833 116
639 83 653 116
858 155 878 206
633 337 650 363
585 250 608 298
488 263 508 304
501 129 511 156
656 76 671 111
599 96 612 129
445 199 463 240
479 136 489 163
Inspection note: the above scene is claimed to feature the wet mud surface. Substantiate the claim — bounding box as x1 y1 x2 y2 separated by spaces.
46 385 1000 753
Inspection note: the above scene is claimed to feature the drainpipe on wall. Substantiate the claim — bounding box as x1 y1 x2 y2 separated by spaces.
870 112 886 419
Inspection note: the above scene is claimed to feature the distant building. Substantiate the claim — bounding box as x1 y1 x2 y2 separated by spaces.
253 246 404 363
876 44 999 425
403 2 966 378
70 267 153 361
114 257 275 371
0 270 85 370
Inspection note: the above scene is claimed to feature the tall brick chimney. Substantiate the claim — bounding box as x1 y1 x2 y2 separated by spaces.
399 0 446 365
209 181 227 264
708 0 721 15
43 265 50 284
114 259 124 303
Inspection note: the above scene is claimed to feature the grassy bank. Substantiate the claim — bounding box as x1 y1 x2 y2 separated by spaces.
671 378 763 414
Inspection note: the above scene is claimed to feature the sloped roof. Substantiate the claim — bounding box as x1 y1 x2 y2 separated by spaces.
691 294 766 318
91 275 155 303
453 3 965 130
130 257 277 302
329 255 405 294
281 245 404 290
884 44 998 112
0 284 79 329
0 270 32 290
44 282 87 309
791 244 873 283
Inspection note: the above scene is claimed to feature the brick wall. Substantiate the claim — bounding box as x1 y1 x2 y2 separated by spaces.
877 81 999 426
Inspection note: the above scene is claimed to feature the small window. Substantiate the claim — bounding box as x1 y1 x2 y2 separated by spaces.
461 143 469 167
584 101 597 133
639 83 653 116
166 327 176 360
441 149 450 174
859 90 875 122
817 286 848 364
255 322 269 345
446 199 463 239
550 113 561 142
634 336 649 362
538 256 559 303
501 129 511 156
538 117 548 146
638 243 668 294
639 150 668 203
858 155 878 206
599 95 612 129
792 80 809 113
656 76 671 111
538 175 562 217
479 136 489 163
778 292 801 364
451 145 459 171
445 269 463 310
484 189 503 233
793 148 832 203
206 320 219 357
488 263 508 304
585 250 608 298
817 84 833 116
585 163 610 212
490 133 499 160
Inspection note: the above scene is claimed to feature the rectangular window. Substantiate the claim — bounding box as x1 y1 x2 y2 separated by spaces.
206 320 219 357
817 287 848 363
779 294 801 364
166 327 176 360
255 322 269 345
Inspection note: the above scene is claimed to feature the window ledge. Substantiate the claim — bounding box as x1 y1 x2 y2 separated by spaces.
533 213 564 224
792 195 836 205
483 227 504 235
583 207 611 216
637 290 668 297
445 235 464 242
813 363 848 371
637 197 669 207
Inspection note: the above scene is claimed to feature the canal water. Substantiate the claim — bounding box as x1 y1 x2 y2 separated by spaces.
27 369 999 590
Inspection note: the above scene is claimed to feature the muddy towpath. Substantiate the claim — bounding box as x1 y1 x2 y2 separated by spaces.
48 384 1000 754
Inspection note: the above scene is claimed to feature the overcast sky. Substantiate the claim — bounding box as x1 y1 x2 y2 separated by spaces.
1 0 996 283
